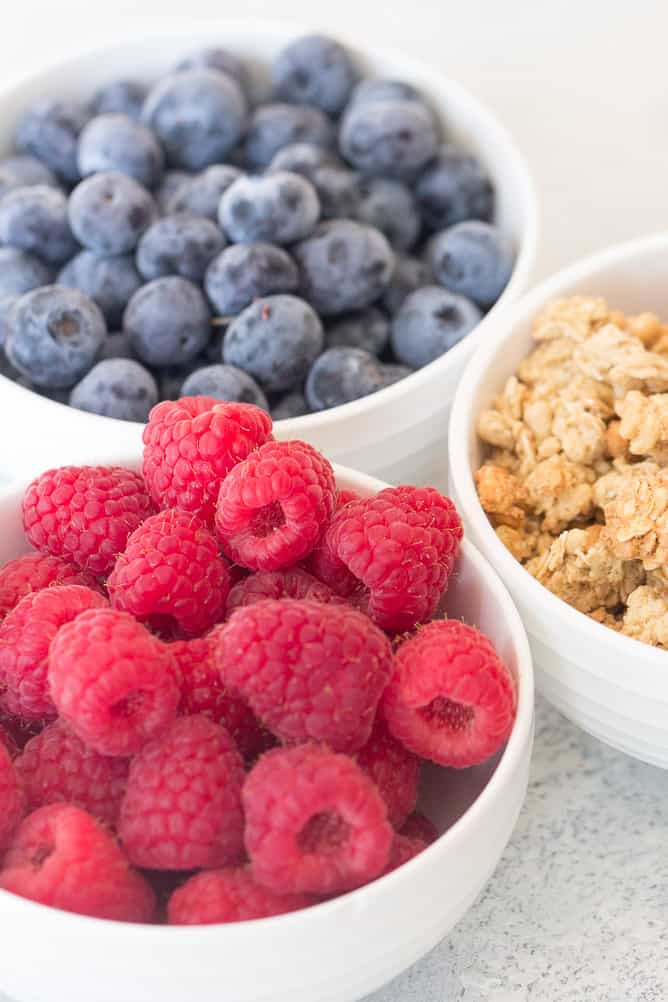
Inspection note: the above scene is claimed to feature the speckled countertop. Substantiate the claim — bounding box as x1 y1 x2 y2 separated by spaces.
364 696 668 1002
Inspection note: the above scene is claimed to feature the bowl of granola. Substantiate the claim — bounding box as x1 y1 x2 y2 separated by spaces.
448 231 668 767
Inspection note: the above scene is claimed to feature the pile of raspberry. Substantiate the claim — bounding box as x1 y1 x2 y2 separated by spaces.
0 397 517 925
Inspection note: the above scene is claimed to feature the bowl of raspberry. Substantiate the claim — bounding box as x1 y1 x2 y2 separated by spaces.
0 398 534 1002
0 23 538 487
448 230 668 769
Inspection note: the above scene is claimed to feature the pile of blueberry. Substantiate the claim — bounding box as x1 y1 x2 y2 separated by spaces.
0 34 514 423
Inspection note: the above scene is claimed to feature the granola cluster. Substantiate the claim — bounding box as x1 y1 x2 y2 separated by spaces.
474 295 668 647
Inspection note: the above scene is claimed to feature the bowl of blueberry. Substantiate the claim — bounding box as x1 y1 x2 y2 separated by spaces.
0 24 538 484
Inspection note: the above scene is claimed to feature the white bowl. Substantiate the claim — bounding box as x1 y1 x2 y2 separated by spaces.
0 451 534 1002
448 231 668 768
0 21 538 487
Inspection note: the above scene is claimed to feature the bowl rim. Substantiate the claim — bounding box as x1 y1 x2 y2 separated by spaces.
448 228 668 671
0 457 534 938
0 17 539 436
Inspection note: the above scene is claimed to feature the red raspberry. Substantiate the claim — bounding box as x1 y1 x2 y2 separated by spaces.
214 440 336 571
219 599 393 752
142 398 273 523
226 567 341 614
310 486 463 632
108 509 230 638
0 743 24 850
336 488 361 508
244 743 392 895
0 804 155 922
16 721 130 828
0 585 107 721
168 866 312 925
354 719 420 828
49 608 180 756
382 620 517 768
119 715 245 871
0 722 20 759
0 553 99 622
171 630 268 761
22 465 154 577
382 833 427 875
399 811 438 843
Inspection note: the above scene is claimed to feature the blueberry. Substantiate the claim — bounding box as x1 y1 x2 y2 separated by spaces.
340 99 438 179
305 346 385 410
0 156 59 198
124 276 211 367
155 170 193 213
166 164 242 220
205 242 298 316
97 329 136 361
0 297 18 349
181 363 269 409
245 103 334 169
272 34 357 115
415 144 493 231
174 48 250 96
381 255 432 314
89 80 147 120
69 357 158 421
325 307 389 356
223 294 323 393
378 362 412 386
0 185 77 265
136 214 225 283
294 220 395 315
142 70 247 170
68 171 157 254
268 143 341 175
356 177 420 251
219 171 319 245
0 246 52 299
390 285 481 367
77 113 164 189
156 359 203 400
347 78 422 107
310 166 361 219
57 250 142 327
14 99 89 185
5 285 106 388
428 220 514 309
271 390 309 420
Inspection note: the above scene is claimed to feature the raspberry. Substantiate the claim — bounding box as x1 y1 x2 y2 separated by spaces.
354 719 420 828
171 630 268 760
0 721 20 759
310 486 463 632
22 465 154 576
16 721 130 828
0 585 107 721
214 440 336 571
0 713 41 756
382 620 517 768
108 509 230 638
0 804 155 922
382 833 427 875
226 567 341 614
0 553 99 621
142 398 273 524
219 599 393 752
49 608 180 756
0 743 24 850
167 867 312 925
243 743 393 895
119 715 245 870
336 488 360 508
399 811 438 843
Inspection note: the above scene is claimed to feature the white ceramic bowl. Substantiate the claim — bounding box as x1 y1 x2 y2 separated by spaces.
0 21 538 488
0 451 534 1002
448 231 668 768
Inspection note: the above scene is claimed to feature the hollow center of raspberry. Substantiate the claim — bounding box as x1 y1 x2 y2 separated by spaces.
110 691 145 719
419 696 474 733
297 811 350 855
250 502 285 538
29 842 54 869
145 614 181 641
